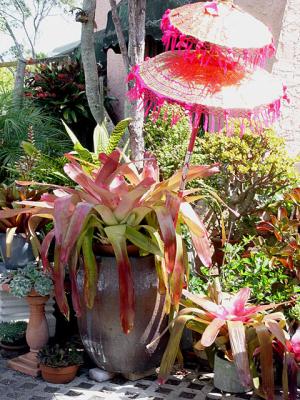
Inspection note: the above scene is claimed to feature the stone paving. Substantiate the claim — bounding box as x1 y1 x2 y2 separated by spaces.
0 350 285 400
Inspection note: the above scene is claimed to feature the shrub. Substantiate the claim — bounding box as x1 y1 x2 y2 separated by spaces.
198 127 299 238
189 237 299 305
24 60 95 147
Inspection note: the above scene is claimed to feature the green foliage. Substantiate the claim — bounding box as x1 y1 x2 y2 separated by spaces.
38 343 84 367
288 298 300 321
198 127 299 238
0 68 14 93
0 94 71 181
0 321 27 344
9 264 53 298
144 104 203 180
63 117 131 167
189 237 299 304
220 238 299 304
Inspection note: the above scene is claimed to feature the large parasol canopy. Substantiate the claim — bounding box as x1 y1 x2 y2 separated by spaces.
161 1 275 68
128 51 286 133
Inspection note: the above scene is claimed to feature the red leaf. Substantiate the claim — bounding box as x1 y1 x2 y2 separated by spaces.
41 229 55 272
155 206 177 274
105 225 135 334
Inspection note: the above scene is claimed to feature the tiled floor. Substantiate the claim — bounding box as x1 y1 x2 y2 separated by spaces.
0 351 285 400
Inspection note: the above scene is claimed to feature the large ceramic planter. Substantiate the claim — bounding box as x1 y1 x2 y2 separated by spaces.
214 353 252 393
77 254 168 374
0 233 34 269
40 364 79 384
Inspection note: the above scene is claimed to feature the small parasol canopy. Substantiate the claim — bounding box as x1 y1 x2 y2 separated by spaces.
161 1 275 68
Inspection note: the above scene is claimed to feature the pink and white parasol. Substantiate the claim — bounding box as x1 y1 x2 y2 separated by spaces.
161 1 275 69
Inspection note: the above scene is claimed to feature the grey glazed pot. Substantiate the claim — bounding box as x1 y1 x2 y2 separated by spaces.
77 254 168 374
0 233 35 269
214 353 252 393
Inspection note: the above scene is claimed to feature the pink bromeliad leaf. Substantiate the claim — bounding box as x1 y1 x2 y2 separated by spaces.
142 152 159 182
201 317 225 347
52 194 81 319
40 229 55 272
114 177 155 222
180 202 213 268
95 150 121 186
291 327 300 362
154 206 177 274
60 202 94 265
105 225 135 334
170 232 186 307
64 161 120 208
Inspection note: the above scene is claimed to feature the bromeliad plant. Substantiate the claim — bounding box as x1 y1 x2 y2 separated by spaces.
157 287 286 398
0 184 46 258
0 150 219 334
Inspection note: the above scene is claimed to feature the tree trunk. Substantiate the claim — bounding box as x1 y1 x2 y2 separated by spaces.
127 0 146 168
12 58 26 110
80 0 104 125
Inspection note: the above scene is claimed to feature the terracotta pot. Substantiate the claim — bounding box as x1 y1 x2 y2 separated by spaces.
40 364 79 384
77 254 168 374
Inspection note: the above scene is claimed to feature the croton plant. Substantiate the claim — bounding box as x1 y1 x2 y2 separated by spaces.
0 150 218 334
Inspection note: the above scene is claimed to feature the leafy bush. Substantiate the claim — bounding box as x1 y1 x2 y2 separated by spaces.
198 127 299 238
0 321 27 344
220 238 299 304
25 60 90 125
38 343 84 367
144 104 203 180
189 237 299 305
24 60 95 147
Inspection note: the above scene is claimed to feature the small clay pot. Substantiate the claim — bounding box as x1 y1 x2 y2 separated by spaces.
40 364 79 384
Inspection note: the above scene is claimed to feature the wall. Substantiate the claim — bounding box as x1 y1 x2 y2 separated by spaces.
96 1 300 156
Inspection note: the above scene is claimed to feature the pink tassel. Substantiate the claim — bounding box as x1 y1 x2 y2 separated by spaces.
204 114 209 132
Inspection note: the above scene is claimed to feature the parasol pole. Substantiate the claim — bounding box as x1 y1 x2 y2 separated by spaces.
174 121 200 226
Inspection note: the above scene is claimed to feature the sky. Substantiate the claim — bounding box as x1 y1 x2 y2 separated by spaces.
0 5 81 60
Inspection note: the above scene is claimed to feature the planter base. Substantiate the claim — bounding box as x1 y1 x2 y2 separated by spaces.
123 368 156 381
7 351 40 377
214 353 252 393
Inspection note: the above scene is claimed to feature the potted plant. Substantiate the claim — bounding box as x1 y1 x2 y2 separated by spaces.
0 321 27 350
156 286 285 397
0 184 45 269
0 149 219 375
3 264 53 376
38 343 83 384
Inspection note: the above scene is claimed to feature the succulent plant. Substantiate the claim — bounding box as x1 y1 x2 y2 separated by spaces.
8 263 53 298
38 343 84 367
